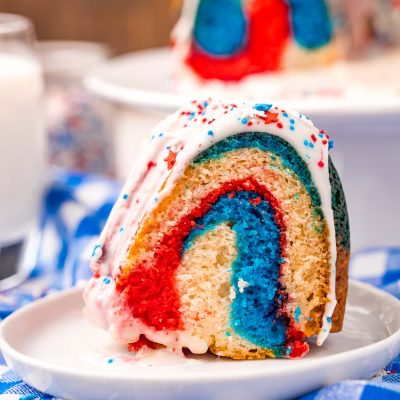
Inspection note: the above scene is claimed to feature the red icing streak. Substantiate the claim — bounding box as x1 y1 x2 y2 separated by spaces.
186 0 290 81
116 177 307 355
164 150 177 170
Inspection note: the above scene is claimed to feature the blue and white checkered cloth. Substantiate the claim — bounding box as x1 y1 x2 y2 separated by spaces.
0 170 399 400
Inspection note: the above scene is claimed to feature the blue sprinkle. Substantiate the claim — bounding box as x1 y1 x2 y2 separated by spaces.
208 130 214 136
241 118 248 125
103 277 111 285
225 331 231 336
254 103 272 112
203 101 209 108
91 244 102 257
309 142 314 149
279 257 285 264
327 316 332 323
319 133 324 138
166 145 171 150
122 194 128 200
282 112 288 117
294 306 301 323
328 140 334 150
309 317 313 321
107 358 114 364
303 139 309 146
188 112 195 121
119 226 124 233
154 197 159 202
158 132 164 137
19 395 37 400
290 119 295 124
289 126 295 131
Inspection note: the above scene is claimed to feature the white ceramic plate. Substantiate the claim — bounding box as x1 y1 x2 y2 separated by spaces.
1 280 400 400
85 47 400 115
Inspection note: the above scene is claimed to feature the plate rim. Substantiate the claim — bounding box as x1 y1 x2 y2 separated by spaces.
84 47 400 116
0 279 400 383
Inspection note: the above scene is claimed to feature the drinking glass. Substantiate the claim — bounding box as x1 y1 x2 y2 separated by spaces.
0 14 45 288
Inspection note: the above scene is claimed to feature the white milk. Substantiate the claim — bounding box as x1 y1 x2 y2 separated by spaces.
0 54 45 245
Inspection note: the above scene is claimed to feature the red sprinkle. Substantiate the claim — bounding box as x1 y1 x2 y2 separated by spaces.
318 161 325 168
311 134 317 142
147 160 157 170
277 122 283 129
164 150 177 170
258 111 279 125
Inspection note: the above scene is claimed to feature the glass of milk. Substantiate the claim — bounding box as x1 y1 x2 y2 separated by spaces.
0 14 45 287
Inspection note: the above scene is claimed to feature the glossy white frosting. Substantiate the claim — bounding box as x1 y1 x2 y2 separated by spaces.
84 98 337 347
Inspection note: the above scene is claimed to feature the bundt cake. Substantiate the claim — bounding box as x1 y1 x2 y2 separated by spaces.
84 99 350 359
172 0 340 81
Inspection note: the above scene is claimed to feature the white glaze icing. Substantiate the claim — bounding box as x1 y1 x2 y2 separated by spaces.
84 98 337 348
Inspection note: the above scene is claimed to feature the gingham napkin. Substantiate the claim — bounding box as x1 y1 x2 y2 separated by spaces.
0 170 399 400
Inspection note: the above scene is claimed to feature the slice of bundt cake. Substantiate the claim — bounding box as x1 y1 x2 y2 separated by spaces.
172 0 340 81
83 99 350 359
